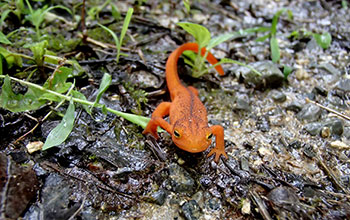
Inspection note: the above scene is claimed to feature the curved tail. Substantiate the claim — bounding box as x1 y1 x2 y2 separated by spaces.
165 42 224 95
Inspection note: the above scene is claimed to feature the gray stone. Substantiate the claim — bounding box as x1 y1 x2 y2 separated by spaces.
336 79 350 92
270 90 287 102
304 122 323 136
234 93 251 111
181 200 201 220
168 163 195 193
235 61 284 89
297 103 322 122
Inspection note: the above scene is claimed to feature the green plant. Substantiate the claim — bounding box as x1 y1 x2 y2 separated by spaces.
183 0 191 13
248 9 293 63
0 0 26 28
24 0 72 40
0 72 155 150
98 7 133 64
289 29 332 50
124 82 148 114
177 22 261 78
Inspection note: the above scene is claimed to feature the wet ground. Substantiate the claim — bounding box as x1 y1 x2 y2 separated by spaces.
1 0 350 219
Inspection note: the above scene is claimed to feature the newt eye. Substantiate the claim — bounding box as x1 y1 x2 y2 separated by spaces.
174 130 181 138
207 133 213 140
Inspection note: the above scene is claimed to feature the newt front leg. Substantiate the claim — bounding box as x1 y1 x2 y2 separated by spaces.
143 102 172 139
207 125 228 162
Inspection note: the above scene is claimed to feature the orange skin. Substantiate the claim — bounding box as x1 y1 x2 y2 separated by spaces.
143 42 228 162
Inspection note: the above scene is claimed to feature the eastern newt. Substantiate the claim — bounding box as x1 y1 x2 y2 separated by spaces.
143 42 228 162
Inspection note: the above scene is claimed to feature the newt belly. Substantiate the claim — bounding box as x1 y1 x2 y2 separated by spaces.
143 42 228 162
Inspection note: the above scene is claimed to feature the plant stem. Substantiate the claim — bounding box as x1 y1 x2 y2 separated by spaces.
0 75 144 120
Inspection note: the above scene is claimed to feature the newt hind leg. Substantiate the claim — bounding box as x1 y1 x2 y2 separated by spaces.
143 102 172 139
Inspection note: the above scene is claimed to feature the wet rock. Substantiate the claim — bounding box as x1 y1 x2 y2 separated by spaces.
286 101 304 112
296 103 322 122
318 63 341 75
149 189 167 205
199 176 212 187
327 94 346 108
256 115 270 132
267 186 299 209
168 163 195 193
312 86 328 96
343 127 350 140
335 79 350 92
0 153 39 219
304 122 323 136
270 90 286 102
26 174 80 220
181 200 201 220
303 144 316 158
233 93 251 111
206 197 221 211
129 70 161 89
323 118 343 136
235 61 284 89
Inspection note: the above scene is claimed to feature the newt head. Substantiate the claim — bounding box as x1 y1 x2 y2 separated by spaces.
171 120 213 153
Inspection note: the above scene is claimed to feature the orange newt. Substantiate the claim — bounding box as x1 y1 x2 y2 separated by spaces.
143 42 228 162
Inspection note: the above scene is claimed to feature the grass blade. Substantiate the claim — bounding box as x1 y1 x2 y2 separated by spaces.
270 36 280 63
91 73 111 110
117 7 133 63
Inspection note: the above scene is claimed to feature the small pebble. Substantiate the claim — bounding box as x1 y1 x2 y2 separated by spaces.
330 141 350 150
26 141 44 154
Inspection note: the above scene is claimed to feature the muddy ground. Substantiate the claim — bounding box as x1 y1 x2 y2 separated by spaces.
1 0 350 219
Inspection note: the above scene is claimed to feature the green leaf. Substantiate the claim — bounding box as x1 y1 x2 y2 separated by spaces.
211 58 262 76
283 65 293 79
43 66 72 92
0 53 3 75
241 26 271 34
271 9 287 36
98 24 120 53
42 100 75 150
91 73 111 109
207 32 236 50
0 47 22 68
255 33 270 42
117 7 133 63
111 4 121 20
72 90 92 115
0 75 45 112
0 31 11 45
25 40 48 66
270 36 280 63
313 32 332 49
107 109 162 132
177 22 211 48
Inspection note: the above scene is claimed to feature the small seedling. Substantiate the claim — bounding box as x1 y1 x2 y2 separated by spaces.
98 7 133 64
177 22 261 77
24 0 72 40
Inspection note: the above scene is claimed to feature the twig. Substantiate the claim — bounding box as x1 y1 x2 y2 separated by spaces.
250 191 273 220
67 193 87 220
77 33 130 51
306 98 350 121
315 146 350 194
